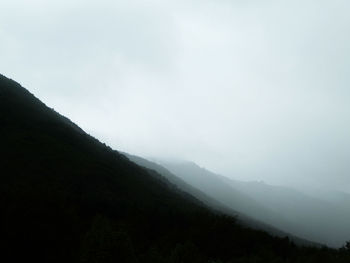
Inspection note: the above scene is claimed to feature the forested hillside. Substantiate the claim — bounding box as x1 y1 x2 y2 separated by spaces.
0 74 349 262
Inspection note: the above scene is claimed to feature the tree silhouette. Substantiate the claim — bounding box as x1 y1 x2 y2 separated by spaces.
79 215 137 263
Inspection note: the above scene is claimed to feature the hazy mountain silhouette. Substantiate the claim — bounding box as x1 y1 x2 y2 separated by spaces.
223 179 350 247
158 160 350 247
123 153 238 215
125 153 320 247
0 74 349 262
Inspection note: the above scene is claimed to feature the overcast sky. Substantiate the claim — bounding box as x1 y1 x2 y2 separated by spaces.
1 0 349 192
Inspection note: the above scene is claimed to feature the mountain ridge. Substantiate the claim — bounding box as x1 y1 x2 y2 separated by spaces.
157 159 350 247
124 153 321 248
0 74 348 262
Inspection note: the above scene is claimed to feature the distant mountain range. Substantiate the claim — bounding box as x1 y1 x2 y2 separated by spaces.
154 160 350 248
0 74 349 262
125 153 319 247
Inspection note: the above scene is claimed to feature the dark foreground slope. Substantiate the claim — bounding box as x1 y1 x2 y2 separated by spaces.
0 74 349 263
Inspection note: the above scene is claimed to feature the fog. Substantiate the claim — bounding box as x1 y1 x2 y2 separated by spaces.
1 0 349 193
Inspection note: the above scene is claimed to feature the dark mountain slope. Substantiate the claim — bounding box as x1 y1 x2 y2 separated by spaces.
0 74 213 262
0 74 348 262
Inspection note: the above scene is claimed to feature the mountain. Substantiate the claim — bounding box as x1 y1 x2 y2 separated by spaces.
223 179 350 248
307 189 350 205
123 153 238 215
158 160 350 247
0 74 348 262
125 153 320 247
0 74 211 262
158 162 304 235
